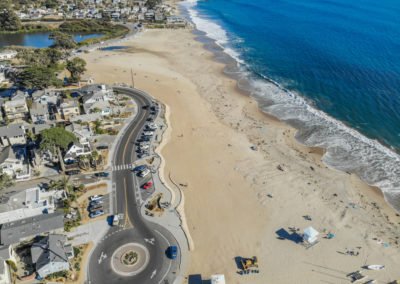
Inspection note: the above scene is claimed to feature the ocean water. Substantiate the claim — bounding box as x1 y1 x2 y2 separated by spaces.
181 0 400 211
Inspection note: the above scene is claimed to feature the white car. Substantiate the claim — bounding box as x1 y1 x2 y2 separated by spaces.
138 169 150 177
146 123 158 130
89 195 104 201
143 131 154 136
139 144 150 150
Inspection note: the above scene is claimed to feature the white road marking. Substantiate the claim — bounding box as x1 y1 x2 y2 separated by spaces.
98 251 107 264
150 270 157 279
144 238 155 245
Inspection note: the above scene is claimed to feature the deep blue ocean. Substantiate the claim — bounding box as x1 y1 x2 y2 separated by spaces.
182 0 400 210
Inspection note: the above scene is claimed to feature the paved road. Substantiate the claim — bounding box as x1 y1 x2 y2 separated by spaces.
88 87 180 284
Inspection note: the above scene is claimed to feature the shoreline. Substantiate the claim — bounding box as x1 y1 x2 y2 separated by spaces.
187 25 399 219
181 1 400 216
80 28 400 283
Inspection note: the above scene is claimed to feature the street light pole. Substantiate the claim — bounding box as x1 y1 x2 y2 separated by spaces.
131 68 135 88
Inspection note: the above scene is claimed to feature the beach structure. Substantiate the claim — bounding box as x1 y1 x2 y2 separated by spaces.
211 274 226 284
303 226 319 244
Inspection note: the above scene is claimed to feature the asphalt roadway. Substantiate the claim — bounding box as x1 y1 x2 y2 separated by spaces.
87 87 180 284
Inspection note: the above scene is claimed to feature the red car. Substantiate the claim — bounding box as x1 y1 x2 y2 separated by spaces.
142 181 153 189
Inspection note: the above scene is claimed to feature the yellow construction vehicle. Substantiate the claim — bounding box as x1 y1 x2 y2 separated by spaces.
241 256 258 270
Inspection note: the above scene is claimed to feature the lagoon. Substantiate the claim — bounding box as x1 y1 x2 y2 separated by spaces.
0 32 103 48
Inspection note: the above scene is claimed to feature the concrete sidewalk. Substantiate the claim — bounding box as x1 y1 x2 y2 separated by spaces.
137 105 191 284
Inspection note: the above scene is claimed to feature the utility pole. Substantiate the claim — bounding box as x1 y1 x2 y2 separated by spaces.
131 68 135 88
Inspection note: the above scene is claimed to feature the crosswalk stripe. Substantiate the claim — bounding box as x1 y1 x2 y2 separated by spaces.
111 164 134 171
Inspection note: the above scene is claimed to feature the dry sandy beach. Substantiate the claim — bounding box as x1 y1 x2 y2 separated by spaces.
80 28 400 283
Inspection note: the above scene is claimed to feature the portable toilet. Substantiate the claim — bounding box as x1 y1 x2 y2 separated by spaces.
303 226 319 243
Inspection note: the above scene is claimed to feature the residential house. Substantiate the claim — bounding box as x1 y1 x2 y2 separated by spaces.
30 102 49 124
0 123 26 146
64 142 92 164
3 91 28 121
0 146 24 178
70 113 102 123
31 234 72 279
32 90 59 106
60 99 80 120
144 10 155 21
66 123 93 145
82 85 115 116
86 100 113 116
166 15 186 25
0 213 64 247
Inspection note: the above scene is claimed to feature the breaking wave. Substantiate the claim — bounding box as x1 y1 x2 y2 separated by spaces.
180 0 400 212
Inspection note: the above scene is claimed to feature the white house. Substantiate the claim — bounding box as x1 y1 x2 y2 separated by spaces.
0 146 24 178
0 123 27 147
82 85 115 115
3 91 29 121
32 90 59 106
65 123 93 149
64 142 91 163
31 234 71 279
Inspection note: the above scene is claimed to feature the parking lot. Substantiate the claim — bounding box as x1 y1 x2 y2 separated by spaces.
133 169 156 201
86 193 111 219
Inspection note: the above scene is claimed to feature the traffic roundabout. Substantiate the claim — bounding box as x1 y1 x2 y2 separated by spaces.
111 243 150 276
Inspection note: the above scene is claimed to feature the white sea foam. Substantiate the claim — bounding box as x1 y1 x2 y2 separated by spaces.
180 0 400 210
181 0 245 65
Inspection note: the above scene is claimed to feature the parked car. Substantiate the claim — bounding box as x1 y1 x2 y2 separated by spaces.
138 169 150 177
89 204 103 212
89 195 104 201
90 200 104 206
133 165 147 172
89 210 105 218
146 123 158 130
138 136 151 142
166 246 178 260
97 145 109 150
65 170 80 176
95 172 109 177
142 131 154 136
138 144 150 150
142 181 153 189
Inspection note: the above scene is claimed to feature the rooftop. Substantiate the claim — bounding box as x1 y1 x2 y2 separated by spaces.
30 102 49 116
0 123 26 138
0 212 64 246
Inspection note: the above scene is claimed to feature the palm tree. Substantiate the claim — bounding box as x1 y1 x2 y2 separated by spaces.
91 151 99 169
79 155 90 170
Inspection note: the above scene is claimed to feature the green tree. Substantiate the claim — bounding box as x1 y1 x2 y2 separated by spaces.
45 48 63 65
50 31 77 49
40 127 77 154
0 2 22 31
18 66 62 89
66 57 86 83
146 0 161 9
0 169 14 191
